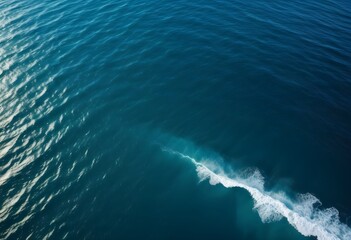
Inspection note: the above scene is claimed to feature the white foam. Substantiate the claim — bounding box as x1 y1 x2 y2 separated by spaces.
164 149 351 240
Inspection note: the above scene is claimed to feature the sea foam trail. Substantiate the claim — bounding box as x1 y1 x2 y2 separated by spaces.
164 149 351 240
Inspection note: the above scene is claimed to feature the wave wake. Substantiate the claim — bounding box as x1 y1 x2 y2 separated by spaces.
163 148 351 240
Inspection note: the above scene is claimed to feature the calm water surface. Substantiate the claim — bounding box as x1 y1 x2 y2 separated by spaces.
1 0 351 239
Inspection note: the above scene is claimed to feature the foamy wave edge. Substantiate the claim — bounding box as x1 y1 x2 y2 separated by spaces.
164 149 351 240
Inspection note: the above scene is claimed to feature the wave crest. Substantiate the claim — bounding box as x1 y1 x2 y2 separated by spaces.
164 148 351 240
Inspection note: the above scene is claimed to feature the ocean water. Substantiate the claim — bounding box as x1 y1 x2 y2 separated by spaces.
1 0 351 239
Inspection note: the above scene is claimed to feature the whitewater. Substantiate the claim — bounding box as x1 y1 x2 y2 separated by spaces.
163 148 351 240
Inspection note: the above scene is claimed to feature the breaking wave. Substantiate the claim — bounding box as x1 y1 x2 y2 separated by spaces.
163 148 351 240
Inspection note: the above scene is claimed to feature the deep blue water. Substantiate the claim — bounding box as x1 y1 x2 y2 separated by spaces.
1 0 351 239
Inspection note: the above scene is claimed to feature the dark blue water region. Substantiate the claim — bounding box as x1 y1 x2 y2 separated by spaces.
1 0 351 239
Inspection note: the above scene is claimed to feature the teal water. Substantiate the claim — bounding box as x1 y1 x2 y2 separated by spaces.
1 0 351 239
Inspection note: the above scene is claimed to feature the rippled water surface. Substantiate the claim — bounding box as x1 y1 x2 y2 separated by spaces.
1 0 351 239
